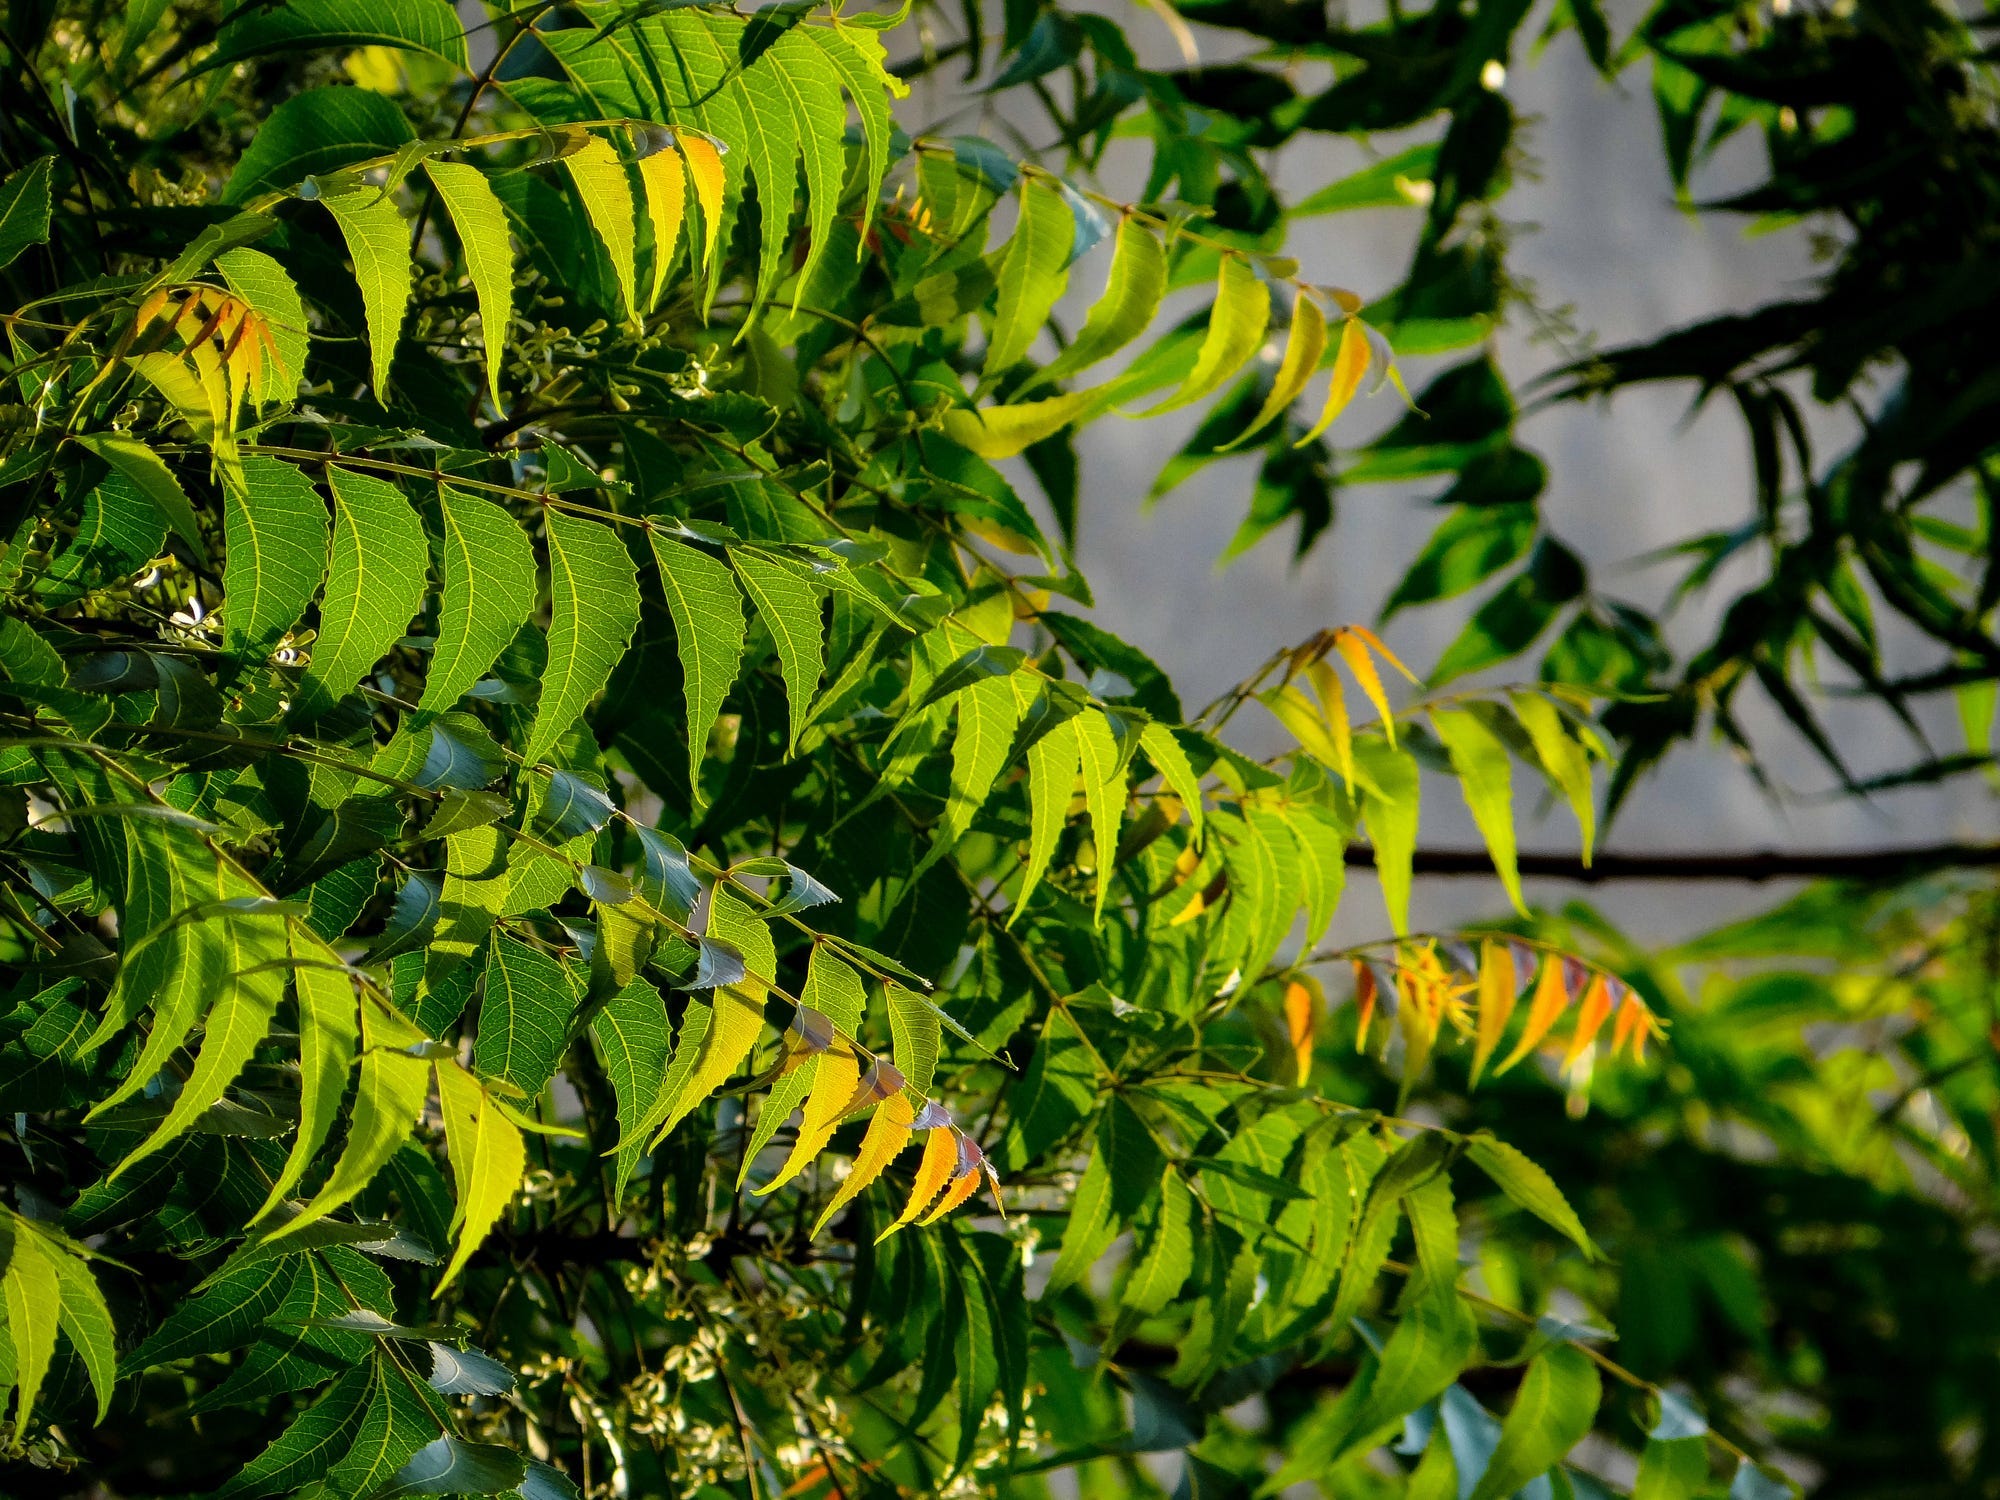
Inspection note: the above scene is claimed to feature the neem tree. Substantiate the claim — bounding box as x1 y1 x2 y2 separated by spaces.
3 0 1996 1497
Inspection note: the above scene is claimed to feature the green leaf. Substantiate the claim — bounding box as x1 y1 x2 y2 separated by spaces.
434 1060 528 1290
1044 1145 1116 1295
421 488 536 716
764 30 847 297
1046 1097 1164 1293
1121 1167 1194 1316
650 535 747 804
323 1355 447 1499
115 910 288 1175
562 136 638 320
1510 691 1596 864
1352 739 1418 936
206 0 469 72
278 992 433 1239
648 889 772 1144
425 160 515 405
1730 1462 1799 1500
222 87 415 204
941 392 1095 460
1139 722 1205 841
1016 709 1079 919
46 1237 118 1423
124 1254 291 1372
425 1342 515 1396
1 1224 61 1441
1429 706 1524 916
591 976 672 1202
1335 1290 1478 1463
71 433 208 564
0 156 53 271
30 471 164 606
254 927 360 1220
940 673 1026 850
1431 540 1584 685
1466 1345 1602 1500
221 456 326 664
291 466 427 724
1031 214 1166 392
866 958 936 1087
1635 1436 1710 1500
321 186 414 402
380 1435 528 1498
731 549 823 753
1333 1132 1450 1327
802 22 905 240
428 824 509 986
1075 710 1127 921
475 934 579 1099
212 1359 373 1500
523 508 641 765
1464 1135 1600 1259
998 1006 1098 1171
1382 503 1537 620
1142 255 1270 415
984 177 1074 378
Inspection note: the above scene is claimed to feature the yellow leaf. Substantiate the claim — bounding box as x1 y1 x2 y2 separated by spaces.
1353 959 1378 1052
1263 681 1345 769
756 1049 860 1196
647 988 765 1147
1224 290 1327 449
562 135 638 319
878 1123 958 1241
1496 954 1573 1076
1469 941 1517 1088
1295 315 1372 446
812 1092 915 1237
1344 622 1419 684
681 133 726 272
434 1059 527 1292
637 146 685 309
1333 630 1398 747
1283 978 1317 1086
1303 659 1356 790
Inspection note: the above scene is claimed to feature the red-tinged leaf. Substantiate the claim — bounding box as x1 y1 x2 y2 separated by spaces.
1284 978 1317 1086
1496 953 1571 1076
1353 959 1379 1051
879 1122 958 1241
1561 973 1615 1075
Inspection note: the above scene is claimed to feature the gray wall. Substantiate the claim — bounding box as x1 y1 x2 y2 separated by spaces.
903 5 1997 947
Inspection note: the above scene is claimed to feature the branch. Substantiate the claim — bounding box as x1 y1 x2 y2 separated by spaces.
1343 842 2000 884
